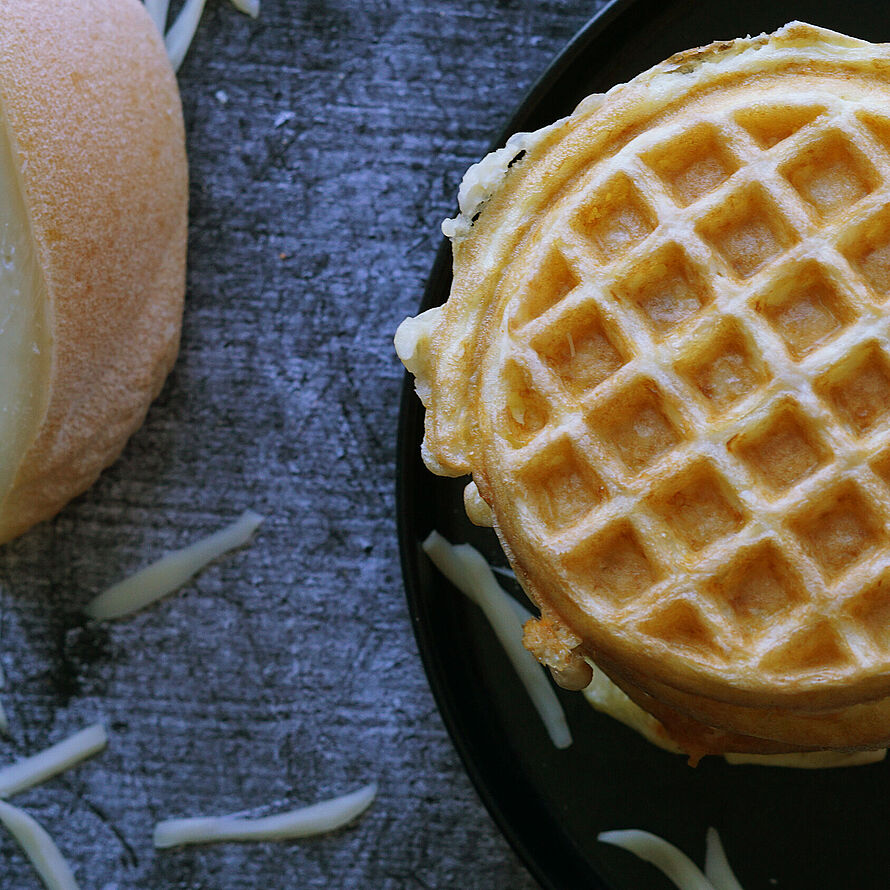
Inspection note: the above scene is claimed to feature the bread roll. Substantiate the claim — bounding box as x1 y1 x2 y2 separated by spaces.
0 0 187 543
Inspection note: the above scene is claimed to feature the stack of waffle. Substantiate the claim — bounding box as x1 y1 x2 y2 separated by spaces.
396 22 890 758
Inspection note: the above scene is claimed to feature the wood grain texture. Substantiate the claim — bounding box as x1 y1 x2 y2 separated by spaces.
0 1 604 886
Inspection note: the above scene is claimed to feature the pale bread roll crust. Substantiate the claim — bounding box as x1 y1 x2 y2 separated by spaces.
0 0 187 542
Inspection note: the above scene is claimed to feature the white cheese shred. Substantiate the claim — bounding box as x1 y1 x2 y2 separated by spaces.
489 563 517 582
229 0 260 17
422 531 572 749
161 0 260 70
85 510 264 621
0 724 108 800
583 663 683 754
704 827 745 890
0 800 79 890
144 0 171 32
153 782 377 849
164 0 207 71
598 829 718 890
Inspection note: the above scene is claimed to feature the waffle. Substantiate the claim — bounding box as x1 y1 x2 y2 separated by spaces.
396 23 890 753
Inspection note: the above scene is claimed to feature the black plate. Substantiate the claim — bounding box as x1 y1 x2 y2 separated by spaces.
396 2 890 887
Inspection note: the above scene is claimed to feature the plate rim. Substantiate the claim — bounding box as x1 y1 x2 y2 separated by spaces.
395 2 890 888
395 2 641 887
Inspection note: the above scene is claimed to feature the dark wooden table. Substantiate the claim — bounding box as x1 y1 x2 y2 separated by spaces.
0 1 606 886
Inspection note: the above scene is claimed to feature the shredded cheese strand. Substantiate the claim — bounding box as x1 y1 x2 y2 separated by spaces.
0 725 107 799
704 828 745 890
422 532 572 749
229 0 260 17
152 0 259 68
598 829 718 890
164 0 207 71
583 662 683 754
0 800 79 890
489 564 517 581
85 511 263 620
144 0 170 32
153 782 377 849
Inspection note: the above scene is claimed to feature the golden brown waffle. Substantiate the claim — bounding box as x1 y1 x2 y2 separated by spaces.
396 23 890 751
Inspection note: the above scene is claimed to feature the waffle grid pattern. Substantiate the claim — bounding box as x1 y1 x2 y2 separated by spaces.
493 96 890 685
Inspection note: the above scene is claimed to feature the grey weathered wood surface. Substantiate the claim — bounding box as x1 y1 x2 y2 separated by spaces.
0 1 605 886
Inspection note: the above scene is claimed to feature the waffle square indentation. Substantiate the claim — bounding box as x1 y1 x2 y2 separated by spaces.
734 104 824 150
759 621 851 675
500 360 549 448
789 481 886 579
815 342 890 437
697 185 797 279
573 173 656 262
566 521 660 605
643 123 738 207
676 317 768 413
613 242 712 338
708 540 804 633
839 206 890 299
531 303 627 399
589 380 684 473
729 401 830 494
782 131 878 218
846 571 890 648
857 111 890 156
639 600 721 656
870 449 890 488
517 440 607 530
648 460 745 551
753 261 854 360
511 247 580 329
